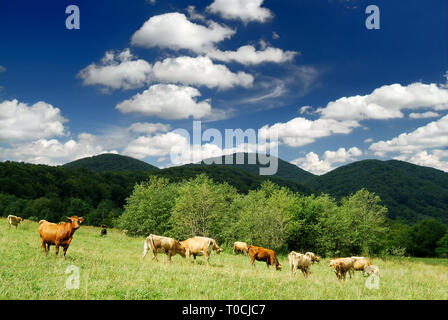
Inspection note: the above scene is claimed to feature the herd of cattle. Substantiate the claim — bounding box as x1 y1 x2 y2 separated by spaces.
7 214 380 281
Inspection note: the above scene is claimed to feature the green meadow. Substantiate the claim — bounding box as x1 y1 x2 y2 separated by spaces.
1 218 447 300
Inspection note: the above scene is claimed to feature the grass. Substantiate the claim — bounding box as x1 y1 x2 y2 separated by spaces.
1 218 447 300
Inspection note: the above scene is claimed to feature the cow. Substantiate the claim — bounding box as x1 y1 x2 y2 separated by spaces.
100 225 107 237
38 216 84 257
248 245 282 271
233 241 249 255
7 215 24 229
332 260 350 281
142 234 186 262
180 236 221 264
329 257 355 279
365 265 380 277
288 251 312 278
352 257 372 276
305 251 320 263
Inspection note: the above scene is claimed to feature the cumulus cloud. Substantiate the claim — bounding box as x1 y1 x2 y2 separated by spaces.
0 99 67 143
394 150 448 172
152 56 253 89
206 45 297 65
0 133 116 166
78 49 151 91
291 147 363 175
318 82 448 121
123 132 189 159
369 115 448 156
131 12 235 52
207 0 273 23
115 84 212 120
259 117 360 147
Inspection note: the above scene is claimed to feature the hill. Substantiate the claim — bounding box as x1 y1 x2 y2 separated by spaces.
155 163 312 195
63 153 159 173
306 159 448 224
196 153 315 183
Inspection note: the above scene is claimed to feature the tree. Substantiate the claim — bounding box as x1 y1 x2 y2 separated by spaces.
435 232 448 257
318 189 388 256
169 174 237 243
117 176 178 236
409 219 447 257
231 181 295 252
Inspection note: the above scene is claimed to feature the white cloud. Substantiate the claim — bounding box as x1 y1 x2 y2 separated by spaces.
291 147 363 175
123 132 189 159
152 56 253 89
131 12 235 52
0 65 6 73
78 49 151 91
0 133 116 166
369 115 448 156
409 111 440 119
394 150 448 172
206 45 297 65
207 0 273 23
116 84 212 120
0 99 67 143
259 117 360 147
318 82 448 121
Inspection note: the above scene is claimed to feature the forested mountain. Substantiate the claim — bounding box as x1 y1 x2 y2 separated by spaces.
196 153 315 183
63 153 158 172
305 159 448 223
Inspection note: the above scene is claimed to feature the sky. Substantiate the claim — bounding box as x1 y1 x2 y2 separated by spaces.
0 0 447 175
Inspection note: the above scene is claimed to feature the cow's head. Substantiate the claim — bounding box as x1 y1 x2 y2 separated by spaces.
314 256 320 263
67 216 84 229
275 260 282 271
176 241 187 258
215 247 222 254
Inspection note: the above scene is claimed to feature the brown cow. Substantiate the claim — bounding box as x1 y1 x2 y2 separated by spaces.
7 215 24 229
332 260 350 281
329 257 355 279
180 236 221 264
248 245 281 271
142 234 186 262
233 241 249 255
38 216 84 257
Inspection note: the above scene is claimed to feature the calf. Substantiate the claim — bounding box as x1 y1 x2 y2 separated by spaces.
38 216 84 257
288 251 312 278
352 257 372 276
7 215 24 229
142 234 186 262
248 245 281 271
100 225 107 237
233 241 249 255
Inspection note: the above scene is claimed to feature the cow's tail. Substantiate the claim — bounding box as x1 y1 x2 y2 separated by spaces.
142 236 152 260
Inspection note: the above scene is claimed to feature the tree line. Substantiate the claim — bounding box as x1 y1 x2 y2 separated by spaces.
117 174 448 258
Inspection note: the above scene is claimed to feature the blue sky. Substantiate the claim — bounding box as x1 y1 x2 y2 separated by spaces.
0 0 447 174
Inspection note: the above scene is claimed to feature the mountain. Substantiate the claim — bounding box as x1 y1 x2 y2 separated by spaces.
156 163 312 195
63 153 159 173
195 153 315 183
305 159 448 224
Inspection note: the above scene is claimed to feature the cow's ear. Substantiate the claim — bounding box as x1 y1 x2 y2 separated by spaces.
67 217 72 222
79 217 84 223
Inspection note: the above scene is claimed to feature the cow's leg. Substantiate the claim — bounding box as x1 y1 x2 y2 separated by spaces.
54 241 60 257
63 245 70 258
167 252 173 263
152 250 159 262
41 239 47 253
250 256 255 267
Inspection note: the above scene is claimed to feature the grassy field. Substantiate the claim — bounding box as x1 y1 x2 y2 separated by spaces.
1 218 447 300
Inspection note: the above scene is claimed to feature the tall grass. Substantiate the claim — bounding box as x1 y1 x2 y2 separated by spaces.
0 218 447 300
